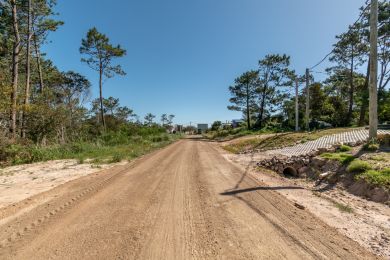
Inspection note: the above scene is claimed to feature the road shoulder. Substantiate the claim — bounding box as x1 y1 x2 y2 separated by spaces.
219 143 390 258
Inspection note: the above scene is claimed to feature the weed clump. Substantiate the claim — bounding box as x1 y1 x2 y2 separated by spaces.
356 168 390 188
363 138 380 152
347 159 372 173
320 152 355 165
339 145 352 152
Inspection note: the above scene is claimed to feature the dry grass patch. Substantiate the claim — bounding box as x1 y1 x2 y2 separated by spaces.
223 128 357 154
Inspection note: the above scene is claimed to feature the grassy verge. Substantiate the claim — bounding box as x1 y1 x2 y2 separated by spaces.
320 148 390 190
204 127 275 141
356 169 390 189
223 127 357 154
320 152 355 165
0 132 181 167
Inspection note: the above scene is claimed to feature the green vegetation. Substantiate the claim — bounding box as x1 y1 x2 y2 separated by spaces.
0 2 182 167
320 152 355 165
225 1 389 131
356 168 390 189
222 128 355 154
363 138 380 152
363 142 380 152
0 126 180 167
205 127 276 141
371 155 385 161
339 145 352 152
318 142 390 190
334 202 354 213
347 159 372 173
313 191 354 213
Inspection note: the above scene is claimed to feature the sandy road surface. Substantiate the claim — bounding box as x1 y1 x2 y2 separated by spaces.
0 139 377 259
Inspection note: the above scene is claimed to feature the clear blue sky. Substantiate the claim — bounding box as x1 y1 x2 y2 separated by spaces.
43 0 366 126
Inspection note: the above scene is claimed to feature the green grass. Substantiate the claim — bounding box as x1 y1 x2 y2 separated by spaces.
320 152 355 165
0 132 181 167
347 159 372 173
339 145 352 152
371 155 385 161
222 128 358 154
363 143 379 152
109 153 124 163
334 202 354 213
205 127 275 141
356 168 390 189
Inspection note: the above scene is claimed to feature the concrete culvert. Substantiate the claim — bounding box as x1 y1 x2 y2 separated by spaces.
283 167 298 177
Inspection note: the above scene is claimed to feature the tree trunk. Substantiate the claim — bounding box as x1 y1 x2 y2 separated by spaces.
99 63 106 129
22 0 32 138
33 30 44 93
10 0 20 141
258 86 266 128
369 0 378 139
246 83 250 129
359 59 370 126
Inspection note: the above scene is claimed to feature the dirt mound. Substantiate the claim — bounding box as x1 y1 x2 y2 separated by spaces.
349 180 390 203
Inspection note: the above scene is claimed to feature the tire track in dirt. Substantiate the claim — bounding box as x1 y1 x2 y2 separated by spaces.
0 142 182 257
0 139 378 259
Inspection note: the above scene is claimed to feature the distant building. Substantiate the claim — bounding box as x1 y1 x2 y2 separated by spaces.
232 119 244 128
174 124 183 133
197 124 208 134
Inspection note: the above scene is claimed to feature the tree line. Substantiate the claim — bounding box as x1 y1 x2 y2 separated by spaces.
0 0 176 145
228 1 389 131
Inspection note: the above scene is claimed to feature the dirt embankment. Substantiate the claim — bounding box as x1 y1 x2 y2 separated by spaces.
225 147 390 258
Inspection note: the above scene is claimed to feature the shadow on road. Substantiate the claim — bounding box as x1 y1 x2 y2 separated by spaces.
220 186 304 196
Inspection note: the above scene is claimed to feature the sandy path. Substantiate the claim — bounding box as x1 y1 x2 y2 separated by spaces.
0 139 377 259
0 160 126 208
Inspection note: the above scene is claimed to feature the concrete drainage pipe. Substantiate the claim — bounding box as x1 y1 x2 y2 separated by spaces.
283 167 298 177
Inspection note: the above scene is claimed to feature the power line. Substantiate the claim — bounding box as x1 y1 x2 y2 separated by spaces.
309 52 333 70
308 3 371 71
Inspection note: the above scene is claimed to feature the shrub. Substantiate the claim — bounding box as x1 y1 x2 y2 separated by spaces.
364 143 379 151
110 154 123 163
347 159 372 173
363 138 379 151
77 157 85 164
339 145 352 152
357 168 390 188
151 134 170 143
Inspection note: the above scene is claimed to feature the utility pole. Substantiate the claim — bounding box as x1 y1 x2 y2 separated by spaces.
295 78 299 132
369 0 378 139
305 68 310 131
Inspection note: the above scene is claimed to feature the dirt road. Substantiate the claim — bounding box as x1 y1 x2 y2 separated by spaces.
0 139 377 259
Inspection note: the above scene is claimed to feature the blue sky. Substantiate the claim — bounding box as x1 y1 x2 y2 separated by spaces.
43 0 366 126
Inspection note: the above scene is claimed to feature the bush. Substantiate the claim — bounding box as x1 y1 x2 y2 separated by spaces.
110 154 123 163
363 138 379 151
0 123 180 167
364 143 379 151
339 145 352 152
347 159 372 173
151 134 170 143
211 121 222 131
357 168 390 188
